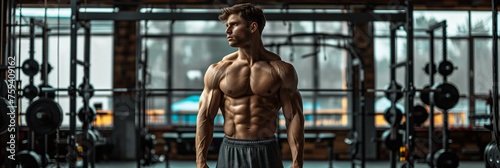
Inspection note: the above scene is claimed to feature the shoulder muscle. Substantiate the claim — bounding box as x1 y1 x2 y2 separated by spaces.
204 61 231 89
270 61 298 90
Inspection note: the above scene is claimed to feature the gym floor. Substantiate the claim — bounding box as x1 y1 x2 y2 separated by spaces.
90 160 484 168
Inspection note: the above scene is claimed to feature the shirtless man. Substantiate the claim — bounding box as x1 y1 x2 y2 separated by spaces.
195 3 304 168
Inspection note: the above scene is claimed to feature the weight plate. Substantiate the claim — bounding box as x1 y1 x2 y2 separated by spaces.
420 85 431 105
438 60 454 77
1 79 7 98
433 149 459 168
381 129 403 151
0 98 14 134
23 84 39 100
384 106 403 126
26 98 63 134
424 62 437 75
78 106 97 124
78 83 94 99
22 59 39 76
495 145 500 168
384 81 403 101
15 150 42 168
485 141 496 168
413 105 429 126
432 83 460 110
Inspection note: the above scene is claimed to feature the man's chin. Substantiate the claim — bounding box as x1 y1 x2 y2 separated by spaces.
228 42 239 47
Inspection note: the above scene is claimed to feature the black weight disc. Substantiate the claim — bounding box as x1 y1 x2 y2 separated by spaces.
38 84 56 99
26 98 63 134
23 84 39 100
78 83 94 99
15 150 42 168
22 59 39 76
420 85 431 105
384 106 403 126
485 141 496 168
1 79 7 98
381 129 403 151
438 60 454 77
384 81 403 101
78 106 97 124
413 105 429 126
495 146 500 168
433 149 459 168
0 98 14 134
432 83 460 110
424 62 436 75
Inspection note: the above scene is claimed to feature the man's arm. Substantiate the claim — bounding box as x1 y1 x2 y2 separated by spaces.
278 63 304 168
196 65 223 168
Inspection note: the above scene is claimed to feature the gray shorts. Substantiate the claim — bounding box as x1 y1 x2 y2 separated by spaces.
216 136 284 168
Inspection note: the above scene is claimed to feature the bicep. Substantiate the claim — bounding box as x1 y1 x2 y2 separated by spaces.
198 66 223 120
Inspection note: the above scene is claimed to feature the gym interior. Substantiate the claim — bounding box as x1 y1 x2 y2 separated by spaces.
0 0 499 168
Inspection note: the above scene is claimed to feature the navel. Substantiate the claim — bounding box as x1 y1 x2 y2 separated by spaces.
267 90 272 94
228 90 233 94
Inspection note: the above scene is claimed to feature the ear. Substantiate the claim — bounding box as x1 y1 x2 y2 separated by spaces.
250 22 258 33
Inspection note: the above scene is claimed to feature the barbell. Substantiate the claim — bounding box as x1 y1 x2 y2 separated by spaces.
38 84 56 99
423 60 456 77
383 105 429 127
420 82 460 110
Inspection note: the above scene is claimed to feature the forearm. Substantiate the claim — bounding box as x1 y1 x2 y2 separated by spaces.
287 114 305 168
195 116 214 167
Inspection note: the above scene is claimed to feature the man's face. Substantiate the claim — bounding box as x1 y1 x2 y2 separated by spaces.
225 14 252 47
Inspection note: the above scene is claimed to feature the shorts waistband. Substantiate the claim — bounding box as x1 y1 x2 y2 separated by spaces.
222 136 277 146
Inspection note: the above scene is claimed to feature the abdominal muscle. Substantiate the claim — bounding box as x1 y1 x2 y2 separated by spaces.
222 95 280 139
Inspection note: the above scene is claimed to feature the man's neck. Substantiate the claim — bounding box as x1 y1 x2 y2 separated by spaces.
237 37 266 65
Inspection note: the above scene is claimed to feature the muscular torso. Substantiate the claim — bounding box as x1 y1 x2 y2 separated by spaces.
218 55 283 139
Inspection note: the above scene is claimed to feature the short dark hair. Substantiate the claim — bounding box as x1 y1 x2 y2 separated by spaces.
218 3 266 34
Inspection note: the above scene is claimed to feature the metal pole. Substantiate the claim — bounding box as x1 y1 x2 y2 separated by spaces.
69 0 78 167
492 0 500 149
359 63 365 168
83 21 91 168
389 22 397 168
428 30 436 168
135 18 143 168
405 0 415 167
166 21 174 126
442 21 448 83
349 55 357 168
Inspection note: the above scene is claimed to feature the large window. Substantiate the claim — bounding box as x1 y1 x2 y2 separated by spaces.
14 9 114 128
141 17 350 128
374 10 497 127
15 8 498 129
